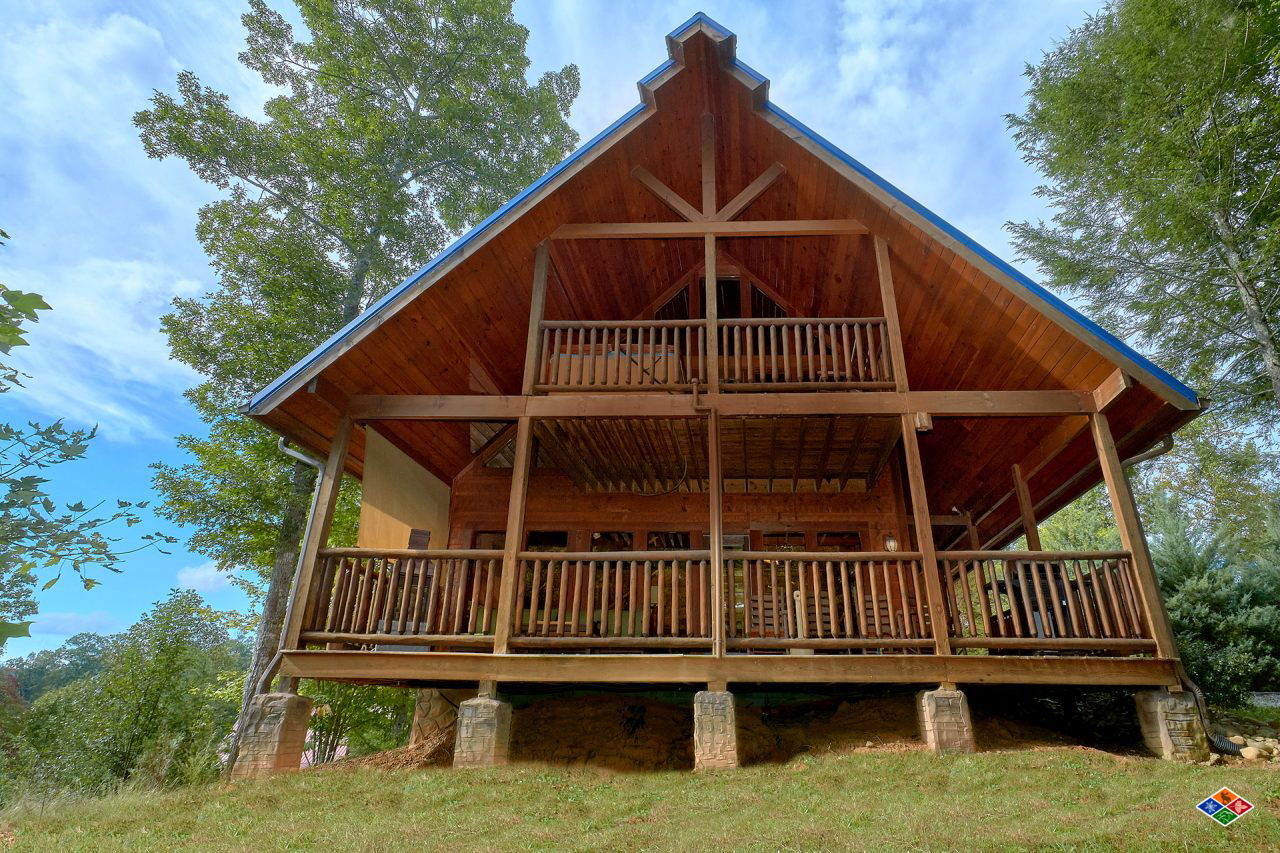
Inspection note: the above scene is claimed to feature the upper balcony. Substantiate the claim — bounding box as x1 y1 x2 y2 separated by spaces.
533 316 895 393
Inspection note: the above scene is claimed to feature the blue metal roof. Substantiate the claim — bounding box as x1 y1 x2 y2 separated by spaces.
249 11 1198 414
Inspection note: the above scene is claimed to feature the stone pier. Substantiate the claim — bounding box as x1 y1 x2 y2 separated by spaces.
453 694 513 768
410 688 476 749
1135 689 1210 762
230 692 313 779
916 687 975 754
693 690 739 770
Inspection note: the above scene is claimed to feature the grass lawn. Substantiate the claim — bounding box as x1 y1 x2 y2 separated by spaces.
3 747 1278 851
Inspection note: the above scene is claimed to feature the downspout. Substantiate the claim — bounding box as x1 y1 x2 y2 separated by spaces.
1116 433 1236 755
255 437 326 694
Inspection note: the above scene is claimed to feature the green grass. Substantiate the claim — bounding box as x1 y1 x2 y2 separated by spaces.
3 748 1278 851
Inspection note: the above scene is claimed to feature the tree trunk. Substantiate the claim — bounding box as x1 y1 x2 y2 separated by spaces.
223 457 317 773
1212 211 1280 410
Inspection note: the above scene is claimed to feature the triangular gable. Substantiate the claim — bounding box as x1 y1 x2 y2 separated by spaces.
247 11 1198 416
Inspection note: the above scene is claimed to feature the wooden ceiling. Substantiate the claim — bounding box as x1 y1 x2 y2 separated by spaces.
253 30 1198 548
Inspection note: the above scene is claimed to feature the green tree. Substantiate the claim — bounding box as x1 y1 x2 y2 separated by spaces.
2 591 249 799
134 0 578 768
1007 0 1280 424
1 631 112 703
1 230 175 646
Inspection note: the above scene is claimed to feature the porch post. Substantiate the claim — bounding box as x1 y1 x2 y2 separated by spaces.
491 243 550 654
707 409 726 656
1011 463 1042 550
1089 412 1180 660
900 415 951 656
281 414 353 655
704 235 719 393
521 242 550 396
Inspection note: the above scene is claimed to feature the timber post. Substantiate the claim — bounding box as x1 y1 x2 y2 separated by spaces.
1012 463 1042 550
281 414 353 659
708 409 726 656
492 244 551 654
1089 412 1180 661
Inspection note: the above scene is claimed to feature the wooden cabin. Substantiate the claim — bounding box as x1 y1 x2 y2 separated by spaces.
239 15 1208 769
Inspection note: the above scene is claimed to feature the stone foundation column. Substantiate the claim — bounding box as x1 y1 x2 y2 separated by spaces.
1135 689 1209 762
693 690 739 770
410 688 476 747
917 687 975 754
230 692 313 779
453 695 513 768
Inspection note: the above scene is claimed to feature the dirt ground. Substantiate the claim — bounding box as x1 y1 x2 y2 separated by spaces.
342 691 1073 772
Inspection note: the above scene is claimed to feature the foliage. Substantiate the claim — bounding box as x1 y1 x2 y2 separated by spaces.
1008 0 1280 425
1148 496 1280 706
303 680 413 764
0 632 111 704
0 591 249 800
0 230 176 646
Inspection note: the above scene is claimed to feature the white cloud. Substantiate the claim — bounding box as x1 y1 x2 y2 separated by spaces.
31 610 121 635
5 258 201 440
177 561 229 593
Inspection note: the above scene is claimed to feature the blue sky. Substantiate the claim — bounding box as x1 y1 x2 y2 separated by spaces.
0 0 1100 656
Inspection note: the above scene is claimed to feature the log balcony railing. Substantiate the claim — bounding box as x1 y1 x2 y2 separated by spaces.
533 317 894 392
297 548 1155 656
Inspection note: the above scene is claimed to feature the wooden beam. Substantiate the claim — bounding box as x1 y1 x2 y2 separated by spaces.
874 236 910 393
282 414 353 651
701 113 716 217
715 162 786 221
899 413 951 655
520 243 550 396
1090 412 1181 661
715 390 1096 417
492 416 534 654
1094 368 1133 410
631 165 705 222
279 649 1180 687
346 390 1097 421
1012 463 1042 550
551 220 869 240
704 234 720 393
456 423 518 481
708 410 725 656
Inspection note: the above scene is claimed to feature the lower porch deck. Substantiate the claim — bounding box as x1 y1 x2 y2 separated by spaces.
286 546 1177 690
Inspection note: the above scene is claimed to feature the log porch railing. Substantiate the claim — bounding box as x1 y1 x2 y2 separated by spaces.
509 551 714 649
297 548 1154 656
533 317 893 392
725 552 933 650
939 551 1156 653
299 549 503 648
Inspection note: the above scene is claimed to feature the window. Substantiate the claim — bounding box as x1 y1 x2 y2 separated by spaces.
816 531 862 552
525 530 569 552
473 531 505 549
591 531 633 551
761 531 806 552
647 531 691 550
